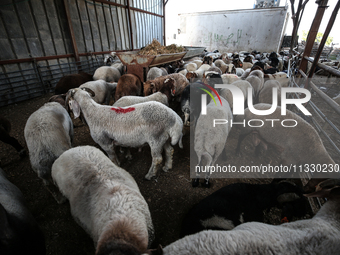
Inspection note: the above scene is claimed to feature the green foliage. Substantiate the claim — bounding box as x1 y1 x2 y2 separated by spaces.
300 30 334 46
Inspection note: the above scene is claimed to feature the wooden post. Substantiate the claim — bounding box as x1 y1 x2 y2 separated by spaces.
307 0 340 79
299 0 329 74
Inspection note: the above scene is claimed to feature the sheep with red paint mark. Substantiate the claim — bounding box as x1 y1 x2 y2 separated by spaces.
66 87 183 180
115 74 142 102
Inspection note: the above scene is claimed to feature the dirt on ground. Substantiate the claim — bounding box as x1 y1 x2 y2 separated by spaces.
0 74 338 254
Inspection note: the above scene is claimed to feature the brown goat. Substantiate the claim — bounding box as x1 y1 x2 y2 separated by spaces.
158 78 176 102
233 59 243 68
143 73 189 98
54 72 93 94
186 72 199 83
115 74 142 102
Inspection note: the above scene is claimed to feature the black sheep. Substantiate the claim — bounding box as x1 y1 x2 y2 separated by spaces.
0 115 26 158
180 181 308 238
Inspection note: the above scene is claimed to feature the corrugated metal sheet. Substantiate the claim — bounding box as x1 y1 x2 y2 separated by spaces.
0 0 164 106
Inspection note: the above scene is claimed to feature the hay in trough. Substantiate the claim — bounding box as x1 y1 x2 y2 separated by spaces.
138 39 185 55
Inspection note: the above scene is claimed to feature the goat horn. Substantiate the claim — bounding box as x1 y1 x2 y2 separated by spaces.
277 193 300 204
81 87 95 97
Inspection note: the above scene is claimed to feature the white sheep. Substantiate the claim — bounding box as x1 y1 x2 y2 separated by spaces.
93 66 121 83
192 96 233 187
194 64 211 79
221 73 239 84
66 88 183 180
111 61 124 75
147 67 168 81
245 70 264 100
257 80 281 105
213 59 228 74
79 80 117 105
178 68 188 76
235 67 245 77
113 92 168 107
157 179 340 255
205 66 222 76
225 63 236 74
103 52 125 75
24 102 73 201
220 80 253 109
264 72 289 87
192 59 203 68
241 68 251 79
185 62 198 72
242 61 253 70
51 146 154 254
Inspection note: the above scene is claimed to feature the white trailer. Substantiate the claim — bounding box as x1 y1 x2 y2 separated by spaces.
176 7 289 53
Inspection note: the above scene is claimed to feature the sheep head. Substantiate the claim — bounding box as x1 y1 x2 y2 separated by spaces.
165 78 176 97
226 64 236 74
157 78 175 103
66 87 95 119
143 81 156 96
48 94 66 109
186 72 198 83
232 59 243 68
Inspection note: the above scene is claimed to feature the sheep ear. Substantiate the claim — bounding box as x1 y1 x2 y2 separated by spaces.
81 87 95 97
69 99 81 119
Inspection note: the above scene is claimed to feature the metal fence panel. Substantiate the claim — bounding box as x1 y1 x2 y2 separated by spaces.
0 0 164 107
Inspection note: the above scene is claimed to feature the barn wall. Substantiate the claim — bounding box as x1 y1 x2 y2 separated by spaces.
0 0 164 107
177 7 289 53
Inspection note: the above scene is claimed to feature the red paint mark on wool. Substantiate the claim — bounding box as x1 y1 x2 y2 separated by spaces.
111 107 135 114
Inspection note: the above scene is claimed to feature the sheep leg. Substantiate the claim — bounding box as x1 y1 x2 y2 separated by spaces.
100 142 120 166
125 149 133 160
118 147 132 160
45 182 67 204
0 130 26 157
162 141 174 172
145 147 163 180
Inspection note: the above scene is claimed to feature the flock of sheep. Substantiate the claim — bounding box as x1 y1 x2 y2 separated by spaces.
0 48 339 255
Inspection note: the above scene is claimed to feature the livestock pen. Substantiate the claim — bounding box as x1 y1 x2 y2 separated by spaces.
1 0 340 254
